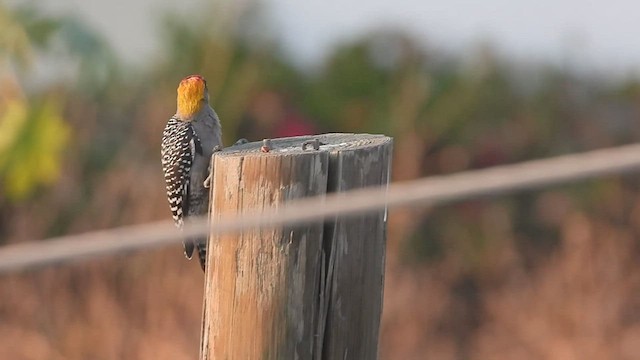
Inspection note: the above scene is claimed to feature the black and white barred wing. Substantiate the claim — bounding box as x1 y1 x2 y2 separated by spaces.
161 118 202 257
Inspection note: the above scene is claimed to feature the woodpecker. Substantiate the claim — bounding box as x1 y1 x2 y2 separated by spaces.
161 75 222 271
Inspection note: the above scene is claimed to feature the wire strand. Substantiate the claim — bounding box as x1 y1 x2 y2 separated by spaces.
2 142 640 273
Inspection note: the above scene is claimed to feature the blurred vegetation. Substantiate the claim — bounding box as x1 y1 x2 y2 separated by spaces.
0 2 119 201
2 1 640 359
0 99 69 199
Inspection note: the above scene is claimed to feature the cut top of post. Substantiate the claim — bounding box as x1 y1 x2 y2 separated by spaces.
217 133 392 158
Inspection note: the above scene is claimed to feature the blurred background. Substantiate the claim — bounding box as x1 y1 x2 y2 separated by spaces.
2 0 640 359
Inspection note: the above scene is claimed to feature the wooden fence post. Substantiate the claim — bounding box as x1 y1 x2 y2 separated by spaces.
200 133 393 360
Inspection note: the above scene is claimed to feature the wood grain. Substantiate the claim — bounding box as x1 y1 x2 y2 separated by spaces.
200 134 392 360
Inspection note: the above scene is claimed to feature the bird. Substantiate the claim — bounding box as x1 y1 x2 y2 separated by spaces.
161 75 222 271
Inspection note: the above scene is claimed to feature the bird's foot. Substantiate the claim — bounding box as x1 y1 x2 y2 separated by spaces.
203 145 223 188
203 177 212 188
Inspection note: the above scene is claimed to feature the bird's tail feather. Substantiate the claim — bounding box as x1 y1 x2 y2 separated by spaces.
185 235 207 272
183 240 195 259
196 241 207 271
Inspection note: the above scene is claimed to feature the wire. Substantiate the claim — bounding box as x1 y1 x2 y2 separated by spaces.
2 142 640 273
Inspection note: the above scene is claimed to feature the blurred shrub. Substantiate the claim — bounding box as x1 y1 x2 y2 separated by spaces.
0 2 118 201
0 98 69 200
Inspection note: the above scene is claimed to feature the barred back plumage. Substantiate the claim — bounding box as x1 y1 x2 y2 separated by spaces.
161 117 202 258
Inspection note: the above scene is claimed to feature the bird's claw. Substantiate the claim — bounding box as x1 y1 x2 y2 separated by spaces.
203 175 212 188
203 145 223 188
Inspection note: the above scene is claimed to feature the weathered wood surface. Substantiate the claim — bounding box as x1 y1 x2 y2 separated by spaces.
321 136 392 359
201 146 329 359
200 133 392 360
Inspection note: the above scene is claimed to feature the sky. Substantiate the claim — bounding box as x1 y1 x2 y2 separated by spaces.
24 0 640 75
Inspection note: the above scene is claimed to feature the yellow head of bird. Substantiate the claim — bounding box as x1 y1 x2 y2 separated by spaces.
176 75 207 120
